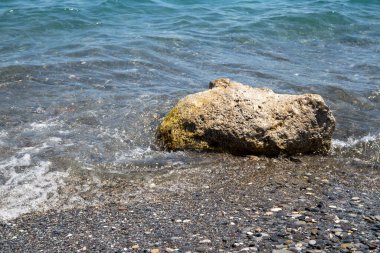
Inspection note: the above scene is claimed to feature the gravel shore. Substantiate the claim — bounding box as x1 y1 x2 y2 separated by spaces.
0 155 379 253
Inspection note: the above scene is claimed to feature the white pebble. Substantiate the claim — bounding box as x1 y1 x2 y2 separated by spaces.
270 207 282 212
199 239 211 244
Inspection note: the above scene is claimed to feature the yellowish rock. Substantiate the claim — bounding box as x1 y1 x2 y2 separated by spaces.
157 78 335 156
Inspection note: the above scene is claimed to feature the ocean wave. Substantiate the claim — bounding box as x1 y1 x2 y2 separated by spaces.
332 133 380 163
332 133 380 148
0 151 68 221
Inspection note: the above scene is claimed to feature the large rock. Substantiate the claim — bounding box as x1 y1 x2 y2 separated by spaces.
157 78 335 156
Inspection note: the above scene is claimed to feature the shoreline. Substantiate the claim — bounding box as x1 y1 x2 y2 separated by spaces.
1 156 379 252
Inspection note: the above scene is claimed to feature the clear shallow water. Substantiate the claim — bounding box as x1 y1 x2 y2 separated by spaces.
0 0 379 219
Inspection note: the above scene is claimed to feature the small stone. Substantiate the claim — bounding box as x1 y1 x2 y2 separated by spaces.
309 240 317 246
271 207 282 212
233 242 244 247
329 205 337 209
199 239 212 244
351 197 360 201
165 248 177 253
246 231 254 236
195 246 209 252
368 244 379 250
151 249 160 253
340 243 353 249
294 221 306 226
132 244 139 250
272 249 292 253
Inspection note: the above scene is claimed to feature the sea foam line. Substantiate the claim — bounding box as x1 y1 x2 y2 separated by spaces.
332 133 380 148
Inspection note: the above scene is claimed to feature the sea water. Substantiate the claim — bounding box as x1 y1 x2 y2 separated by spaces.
0 0 379 220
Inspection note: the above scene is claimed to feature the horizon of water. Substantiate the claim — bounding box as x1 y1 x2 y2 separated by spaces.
0 0 379 220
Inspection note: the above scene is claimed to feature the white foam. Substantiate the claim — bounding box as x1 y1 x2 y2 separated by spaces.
30 122 58 130
27 118 62 132
0 131 7 145
0 130 7 138
114 147 152 163
97 127 127 143
0 136 70 220
0 159 68 221
332 133 380 148
48 137 62 144
0 154 32 169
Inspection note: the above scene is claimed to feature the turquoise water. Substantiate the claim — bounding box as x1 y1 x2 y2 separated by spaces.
0 0 379 219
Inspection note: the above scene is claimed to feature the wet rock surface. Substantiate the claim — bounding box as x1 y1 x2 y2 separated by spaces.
157 79 335 156
0 156 379 252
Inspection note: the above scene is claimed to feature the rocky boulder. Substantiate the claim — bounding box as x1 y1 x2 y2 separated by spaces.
157 78 335 156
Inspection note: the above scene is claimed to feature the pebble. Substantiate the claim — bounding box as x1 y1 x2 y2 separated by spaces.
272 249 292 253
195 246 209 252
132 244 140 250
151 249 160 253
270 207 282 212
199 239 212 244
340 243 354 249
294 221 306 226
309 240 317 246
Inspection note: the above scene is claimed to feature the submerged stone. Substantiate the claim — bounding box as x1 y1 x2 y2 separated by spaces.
157 78 335 156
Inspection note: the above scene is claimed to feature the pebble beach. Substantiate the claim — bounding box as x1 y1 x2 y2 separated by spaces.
1 156 379 252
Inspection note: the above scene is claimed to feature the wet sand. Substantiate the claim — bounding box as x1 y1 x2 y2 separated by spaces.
0 155 379 252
